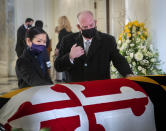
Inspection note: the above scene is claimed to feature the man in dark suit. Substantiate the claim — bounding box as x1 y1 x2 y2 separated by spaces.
15 18 34 57
54 10 133 82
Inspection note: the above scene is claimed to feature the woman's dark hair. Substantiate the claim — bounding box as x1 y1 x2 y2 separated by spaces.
35 20 43 29
26 27 46 41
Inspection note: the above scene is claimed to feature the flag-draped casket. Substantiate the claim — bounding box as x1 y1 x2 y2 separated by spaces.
0 75 165 131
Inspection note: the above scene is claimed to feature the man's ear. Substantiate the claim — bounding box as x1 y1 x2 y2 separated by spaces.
77 24 81 31
26 38 32 47
94 20 97 27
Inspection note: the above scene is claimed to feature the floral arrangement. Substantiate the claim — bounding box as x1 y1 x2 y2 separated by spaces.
111 20 164 78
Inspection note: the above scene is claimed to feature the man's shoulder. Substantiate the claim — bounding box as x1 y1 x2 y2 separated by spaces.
97 31 115 40
63 32 80 41
18 24 25 32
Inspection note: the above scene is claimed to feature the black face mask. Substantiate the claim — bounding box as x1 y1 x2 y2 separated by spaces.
27 24 32 28
81 27 96 38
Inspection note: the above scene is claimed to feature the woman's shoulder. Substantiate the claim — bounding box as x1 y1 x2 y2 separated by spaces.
59 28 72 35
16 55 28 67
16 50 32 65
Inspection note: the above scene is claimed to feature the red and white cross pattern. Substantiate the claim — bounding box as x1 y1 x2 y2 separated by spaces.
1 78 156 131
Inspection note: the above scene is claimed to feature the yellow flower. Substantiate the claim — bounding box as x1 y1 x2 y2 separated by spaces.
137 31 141 35
133 20 139 26
140 35 145 40
128 23 132 28
112 20 165 77
140 27 144 31
124 25 128 29
132 26 136 32
144 28 148 32
140 22 145 28
119 33 123 40
127 33 131 38
125 28 130 33
144 31 148 37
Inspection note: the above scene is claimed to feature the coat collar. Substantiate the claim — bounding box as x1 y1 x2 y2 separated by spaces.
73 31 102 61
75 31 101 50
24 49 47 77
88 31 101 57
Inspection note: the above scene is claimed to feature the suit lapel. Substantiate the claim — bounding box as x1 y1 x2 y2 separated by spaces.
75 33 87 60
74 32 101 62
75 33 84 48
87 32 101 60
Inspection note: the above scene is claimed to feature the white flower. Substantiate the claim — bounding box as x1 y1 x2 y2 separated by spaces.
132 62 136 66
118 40 121 45
125 56 131 62
143 60 149 64
141 68 146 74
147 51 153 57
126 39 131 44
140 45 146 49
130 43 134 47
130 53 134 58
138 66 142 71
111 21 165 77
135 52 143 61
111 66 117 72
136 38 141 43
150 58 156 62
121 42 128 50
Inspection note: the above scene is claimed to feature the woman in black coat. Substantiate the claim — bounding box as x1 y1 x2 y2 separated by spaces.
15 27 53 88
54 16 72 82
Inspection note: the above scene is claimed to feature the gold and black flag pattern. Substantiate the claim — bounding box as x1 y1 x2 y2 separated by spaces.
127 75 166 131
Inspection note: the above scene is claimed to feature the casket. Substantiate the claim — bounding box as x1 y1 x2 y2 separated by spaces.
0 75 165 131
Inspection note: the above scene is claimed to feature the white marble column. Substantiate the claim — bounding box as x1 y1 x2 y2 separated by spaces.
109 0 125 38
0 0 15 77
150 0 166 72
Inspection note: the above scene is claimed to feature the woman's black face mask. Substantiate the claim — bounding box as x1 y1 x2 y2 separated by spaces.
81 27 97 39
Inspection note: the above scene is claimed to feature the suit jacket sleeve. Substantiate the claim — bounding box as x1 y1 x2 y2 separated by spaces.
56 32 62 49
110 36 133 77
15 28 23 56
15 26 26 57
54 36 74 72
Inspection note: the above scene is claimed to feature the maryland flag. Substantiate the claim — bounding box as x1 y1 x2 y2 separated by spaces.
0 75 165 131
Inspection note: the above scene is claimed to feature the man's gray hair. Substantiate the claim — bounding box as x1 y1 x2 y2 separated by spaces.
77 10 94 24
